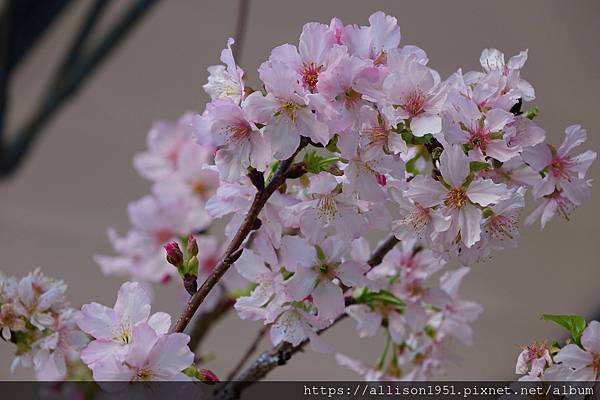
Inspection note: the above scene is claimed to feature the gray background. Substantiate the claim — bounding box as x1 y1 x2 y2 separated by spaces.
1 0 599 380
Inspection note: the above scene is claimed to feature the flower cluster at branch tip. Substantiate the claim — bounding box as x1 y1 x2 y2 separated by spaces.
1 11 595 383
515 315 600 382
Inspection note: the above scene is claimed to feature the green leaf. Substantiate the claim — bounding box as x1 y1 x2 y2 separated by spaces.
413 134 433 146
183 366 201 379
469 161 490 172
525 107 540 120
303 150 342 174
542 314 587 344
325 135 340 153
405 155 420 176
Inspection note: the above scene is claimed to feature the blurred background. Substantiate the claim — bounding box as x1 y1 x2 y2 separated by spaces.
1 0 599 380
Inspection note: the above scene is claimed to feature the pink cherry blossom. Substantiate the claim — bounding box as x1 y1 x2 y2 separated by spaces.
76 281 171 368
553 321 600 380
90 322 193 382
406 145 508 247
203 38 245 104
523 124 596 206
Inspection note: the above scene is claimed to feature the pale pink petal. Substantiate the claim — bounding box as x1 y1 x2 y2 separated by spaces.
346 304 381 337
440 145 470 188
466 179 507 206
76 303 117 339
312 282 344 320
80 340 125 367
558 125 587 158
233 249 270 282
285 268 318 301
581 321 600 354
410 114 441 137
147 312 171 335
458 204 482 248
406 175 446 207
147 333 194 379
522 143 552 171
554 344 593 370
280 236 317 271
113 282 151 325
388 311 407 344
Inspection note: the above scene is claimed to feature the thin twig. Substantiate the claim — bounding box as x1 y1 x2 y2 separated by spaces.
216 235 400 399
226 325 268 381
171 140 308 334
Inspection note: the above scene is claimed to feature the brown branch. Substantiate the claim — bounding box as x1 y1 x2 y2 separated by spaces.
171 140 308 334
216 235 400 399
367 236 400 267
226 325 268 381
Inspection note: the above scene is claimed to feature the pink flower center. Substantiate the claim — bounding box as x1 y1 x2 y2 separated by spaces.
135 365 154 381
280 101 298 122
373 51 387 66
485 213 518 240
444 188 468 209
225 122 251 143
467 129 491 152
402 91 426 117
344 88 362 109
549 189 576 221
591 354 600 375
316 194 338 223
524 342 547 362
399 205 431 237
302 62 322 92
549 156 573 180
362 124 389 147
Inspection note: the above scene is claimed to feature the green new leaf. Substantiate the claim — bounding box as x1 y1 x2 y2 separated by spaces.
525 107 540 120
542 314 587 344
469 161 490 172
413 133 433 146
303 150 342 174
405 155 420 176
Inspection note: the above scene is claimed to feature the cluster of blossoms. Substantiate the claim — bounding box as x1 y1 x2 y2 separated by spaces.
0 274 218 384
515 316 600 382
1 11 595 384
75 281 196 382
0 270 87 380
337 240 482 379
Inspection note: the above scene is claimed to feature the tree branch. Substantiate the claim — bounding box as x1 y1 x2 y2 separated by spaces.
367 235 399 267
216 235 400 399
171 140 308 334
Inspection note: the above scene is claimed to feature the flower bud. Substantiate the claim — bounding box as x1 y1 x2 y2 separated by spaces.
186 235 198 257
164 242 183 268
198 368 220 384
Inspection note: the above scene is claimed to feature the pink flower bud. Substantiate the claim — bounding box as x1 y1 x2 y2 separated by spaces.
199 368 220 384
186 235 198 257
376 174 387 186
164 242 183 268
